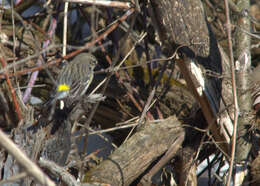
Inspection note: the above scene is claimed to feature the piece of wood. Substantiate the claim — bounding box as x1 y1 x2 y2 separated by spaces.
150 0 229 155
86 116 185 185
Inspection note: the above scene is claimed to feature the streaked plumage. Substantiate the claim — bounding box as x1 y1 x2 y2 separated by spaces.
47 53 97 105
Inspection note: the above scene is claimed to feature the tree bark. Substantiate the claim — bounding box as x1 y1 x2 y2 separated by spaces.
149 0 230 154
87 116 185 185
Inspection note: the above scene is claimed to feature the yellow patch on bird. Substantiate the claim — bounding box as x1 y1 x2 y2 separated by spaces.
57 84 70 92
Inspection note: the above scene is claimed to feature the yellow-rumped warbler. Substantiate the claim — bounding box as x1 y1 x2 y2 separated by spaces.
47 53 97 106
27 53 97 133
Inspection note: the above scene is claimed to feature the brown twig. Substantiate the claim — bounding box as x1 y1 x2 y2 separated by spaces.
224 0 239 185
0 8 135 79
0 57 22 121
65 0 132 9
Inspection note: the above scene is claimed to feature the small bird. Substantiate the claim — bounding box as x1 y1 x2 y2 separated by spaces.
47 53 97 106
42 53 97 134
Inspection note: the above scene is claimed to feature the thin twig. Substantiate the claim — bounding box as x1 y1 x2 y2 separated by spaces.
0 57 22 121
0 8 135 79
39 158 79 186
0 172 27 184
22 14 58 103
65 0 132 9
63 2 69 57
0 129 55 186
224 0 239 185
